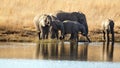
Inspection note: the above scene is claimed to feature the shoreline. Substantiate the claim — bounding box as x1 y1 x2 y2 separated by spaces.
0 30 120 42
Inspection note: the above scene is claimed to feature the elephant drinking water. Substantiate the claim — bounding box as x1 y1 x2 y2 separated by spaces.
33 14 52 40
102 19 115 43
54 11 88 35
63 20 91 42
49 19 64 39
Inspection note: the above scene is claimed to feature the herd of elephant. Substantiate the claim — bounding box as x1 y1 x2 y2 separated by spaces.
33 11 114 43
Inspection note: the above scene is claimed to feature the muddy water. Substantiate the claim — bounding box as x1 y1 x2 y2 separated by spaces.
0 41 120 62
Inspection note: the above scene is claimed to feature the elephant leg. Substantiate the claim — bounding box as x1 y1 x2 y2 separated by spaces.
103 31 106 41
40 32 44 39
85 35 91 42
112 33 114 43
50 30 56 39
75 33 78 41
77 34 79 41
72 32 78 41
111 30 114 43
70 33 74 40
45 26 50 39
41 30 45 39
106 29 110 43
39 26 44 39
42 27 47 39
38 32 41 40
45 33 48 39
43 32 46 39
45 30 49 39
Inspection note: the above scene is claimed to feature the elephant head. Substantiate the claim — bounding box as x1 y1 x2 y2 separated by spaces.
78 24 91 42
33 14 52 40
39 14 51 27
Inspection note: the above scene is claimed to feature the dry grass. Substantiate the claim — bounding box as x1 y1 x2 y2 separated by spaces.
0 0 120 42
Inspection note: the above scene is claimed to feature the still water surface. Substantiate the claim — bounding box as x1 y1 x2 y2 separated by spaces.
0 41 120 68
0 41 120 62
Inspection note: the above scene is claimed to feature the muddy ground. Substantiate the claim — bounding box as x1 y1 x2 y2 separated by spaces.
0 28 120 42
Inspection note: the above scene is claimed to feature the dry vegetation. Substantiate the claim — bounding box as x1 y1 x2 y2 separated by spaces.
0 0 120 42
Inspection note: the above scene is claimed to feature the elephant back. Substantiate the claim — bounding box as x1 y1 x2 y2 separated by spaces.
54 11 78 22
54 11 88 35
102 19 114 33
63 20 75 34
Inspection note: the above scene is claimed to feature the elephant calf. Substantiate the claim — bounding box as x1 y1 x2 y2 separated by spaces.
49 20 64 39
101 19 114 43
63 20 91 42
33 14 51 40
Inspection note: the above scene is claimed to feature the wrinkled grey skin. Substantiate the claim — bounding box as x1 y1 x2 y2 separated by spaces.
49 19 64 39
63 20 91 42
102 19 114 43
33 14 51 40
54 11 88 35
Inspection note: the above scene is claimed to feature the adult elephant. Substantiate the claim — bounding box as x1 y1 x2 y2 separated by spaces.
63 20 91 42
49 19 64 39
33 14 52 40
54 11 88 35
101 19 114 43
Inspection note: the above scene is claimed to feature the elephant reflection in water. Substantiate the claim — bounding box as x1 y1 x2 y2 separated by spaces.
57 41 89 60
77 42 89 61
36 42 59 59
58 41 79 60
103 41 114 61
70 42 88 60
36 41 89 60
36 42 48 59
102 19 115 61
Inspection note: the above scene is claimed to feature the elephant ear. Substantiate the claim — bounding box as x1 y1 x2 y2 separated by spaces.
39 15 46 27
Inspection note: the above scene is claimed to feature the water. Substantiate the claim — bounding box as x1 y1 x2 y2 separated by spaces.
0 41 120 68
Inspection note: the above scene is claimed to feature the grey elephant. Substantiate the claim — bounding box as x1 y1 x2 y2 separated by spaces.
54 11 88 35
33 14 51 40
63 20 91 42
101 19 114 43
49 19 64 39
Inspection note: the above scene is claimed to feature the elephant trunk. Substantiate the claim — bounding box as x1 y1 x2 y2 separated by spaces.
86 35 91 42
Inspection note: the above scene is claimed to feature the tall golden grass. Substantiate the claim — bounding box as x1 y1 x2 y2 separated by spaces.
0 0 120 31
